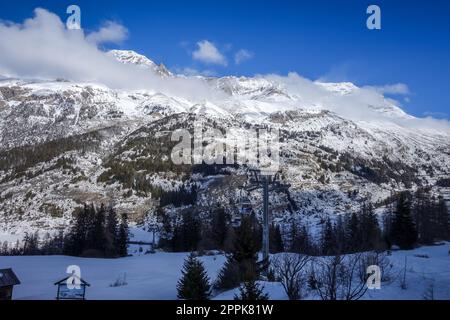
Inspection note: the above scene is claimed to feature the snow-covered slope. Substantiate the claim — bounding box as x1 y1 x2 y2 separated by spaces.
2 243 450 300
108 50 173 77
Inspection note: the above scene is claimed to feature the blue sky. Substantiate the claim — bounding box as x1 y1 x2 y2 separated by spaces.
1 0 449 119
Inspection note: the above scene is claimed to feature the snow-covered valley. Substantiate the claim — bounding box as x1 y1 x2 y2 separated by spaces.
2 243 449 300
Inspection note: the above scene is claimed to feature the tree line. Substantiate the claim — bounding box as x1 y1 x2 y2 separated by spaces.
155 189 449 257
1 204 130 258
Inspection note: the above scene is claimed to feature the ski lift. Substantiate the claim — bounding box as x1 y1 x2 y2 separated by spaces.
231 187 254 228
238 187 253 215
239 196 253 215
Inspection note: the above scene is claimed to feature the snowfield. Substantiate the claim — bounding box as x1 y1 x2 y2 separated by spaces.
1 243 449 300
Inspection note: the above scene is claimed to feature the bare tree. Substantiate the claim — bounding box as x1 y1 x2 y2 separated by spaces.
310 255 340 300
310 254 368 300
272 253 312 300
338 254 368 300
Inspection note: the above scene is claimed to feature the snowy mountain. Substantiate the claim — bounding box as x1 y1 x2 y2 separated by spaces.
108 50 173 77
0 50 449 241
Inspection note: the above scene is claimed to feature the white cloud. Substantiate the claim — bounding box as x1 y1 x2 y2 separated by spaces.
234 49 254 64
192 40 227 66
0 9 225 101
263 72 450 134
423 111 448 118
86 21 128 45
366 83 410 95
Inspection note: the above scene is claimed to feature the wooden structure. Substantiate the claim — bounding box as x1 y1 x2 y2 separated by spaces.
54 275 90 300
0 268 21 300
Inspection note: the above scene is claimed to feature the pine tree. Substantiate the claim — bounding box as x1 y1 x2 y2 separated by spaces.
216 216 260 289
435 197 450 241
1 241 8 255
215 255 241 290
321 218 336 255
290 220 312 254
22 232 40 255
13 240 21 255
390 192 417 249
157 207 173 249
360 203 382 250
117 213 129 257
105 207 119 257
84 204 96 250
346 212 361 252
382 206 394 249
232 215 260 280
212 206 228 249
289 219 299 252
269 224 283 253
172 209 201 252
234 280 269 300
334 215 346 253
182 210 201 251
177 253 211 300
413 190 435 245
65 205 89 256
87 204 107 255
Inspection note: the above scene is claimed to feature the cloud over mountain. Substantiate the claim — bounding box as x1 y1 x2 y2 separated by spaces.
192 40 228 66
0 8 222 101
86 21 128 45
0 8 448 134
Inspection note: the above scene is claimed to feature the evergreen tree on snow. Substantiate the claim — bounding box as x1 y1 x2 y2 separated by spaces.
105 207 119 257
413 189 435 245
177 253 211 300
157 207 173 249
435 197 450 241
290 220 312 254
117 213 129 257
87 204 107 254
390 192 417 249
269 223 283 253
212 206 229 250
321 218 336 255
172 209 201 252
231 215 260 280
360 203 382 250
346 212 361 252
216 215 260 289
64 205 90 256
234 280 269 301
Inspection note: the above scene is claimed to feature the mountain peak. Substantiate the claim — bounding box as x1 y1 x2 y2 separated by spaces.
108 49 157 69
108 50 173 77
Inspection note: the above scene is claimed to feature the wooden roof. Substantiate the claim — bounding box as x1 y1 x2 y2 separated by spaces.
0 268 21 287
